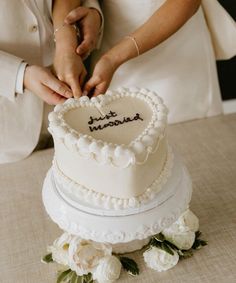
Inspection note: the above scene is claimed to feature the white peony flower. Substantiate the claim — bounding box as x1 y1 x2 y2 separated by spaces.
47 232 74 266
93 256 122 283
143 247 179 272
162 230 196 250
162 209 199 250
68 237 112 276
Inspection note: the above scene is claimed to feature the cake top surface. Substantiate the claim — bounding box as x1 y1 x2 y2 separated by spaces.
48 87 168 168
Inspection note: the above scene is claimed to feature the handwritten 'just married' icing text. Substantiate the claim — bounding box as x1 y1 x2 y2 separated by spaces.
88 111 143 132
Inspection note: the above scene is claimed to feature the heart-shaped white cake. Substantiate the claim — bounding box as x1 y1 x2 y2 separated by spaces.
48 87 172 210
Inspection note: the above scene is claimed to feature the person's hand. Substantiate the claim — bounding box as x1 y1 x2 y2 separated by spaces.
83 56 116 96
65 7 102 60
23 65 73 105
54 50 87 98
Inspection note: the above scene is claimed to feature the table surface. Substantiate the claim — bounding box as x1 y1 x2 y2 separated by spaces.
1 114 236 283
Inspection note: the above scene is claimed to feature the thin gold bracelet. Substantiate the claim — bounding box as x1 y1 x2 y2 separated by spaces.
53 23 80 42
125 35 140 56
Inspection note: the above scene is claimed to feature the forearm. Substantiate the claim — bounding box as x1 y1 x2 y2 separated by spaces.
104 0 201 69
52 0 81 51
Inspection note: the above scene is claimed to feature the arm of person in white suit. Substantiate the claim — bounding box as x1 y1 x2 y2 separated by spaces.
0 50 72 104
0 50 24 102
83 0 201 96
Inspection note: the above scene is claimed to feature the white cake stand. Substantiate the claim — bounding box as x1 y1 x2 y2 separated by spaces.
42 151 192 246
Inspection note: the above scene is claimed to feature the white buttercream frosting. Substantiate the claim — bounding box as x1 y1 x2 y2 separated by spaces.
48 87 168 168
52 146 173 210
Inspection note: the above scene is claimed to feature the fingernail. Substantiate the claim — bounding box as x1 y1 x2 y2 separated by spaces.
82 90 88 96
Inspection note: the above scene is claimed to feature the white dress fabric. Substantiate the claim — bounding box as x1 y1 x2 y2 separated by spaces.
92 0 227 124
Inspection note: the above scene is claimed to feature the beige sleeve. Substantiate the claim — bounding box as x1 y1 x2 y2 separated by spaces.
82 0 104 49
0 50 24 102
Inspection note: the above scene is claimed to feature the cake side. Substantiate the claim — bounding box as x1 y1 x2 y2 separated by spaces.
53 134 168 199
52 145 173 210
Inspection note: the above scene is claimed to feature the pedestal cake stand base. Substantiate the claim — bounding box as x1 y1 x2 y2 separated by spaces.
42 152 192 252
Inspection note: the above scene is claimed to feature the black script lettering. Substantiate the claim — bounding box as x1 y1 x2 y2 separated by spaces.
88 110 118 125
134 113 143 121
89 113 144 132
89 124 103 132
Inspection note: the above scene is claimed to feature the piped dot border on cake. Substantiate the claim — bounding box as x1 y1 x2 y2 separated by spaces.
52 146 174 211
48 87 168 168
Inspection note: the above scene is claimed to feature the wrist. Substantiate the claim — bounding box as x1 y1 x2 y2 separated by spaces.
103 37 138 70
54 24 79 51
23 64 33 90
102 52 122 71
55 43 77 54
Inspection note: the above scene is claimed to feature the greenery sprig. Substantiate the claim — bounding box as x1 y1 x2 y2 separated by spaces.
42 231 206 282
120 256 139 276
56 270 93 283
145 231 207 259
41 253 53 263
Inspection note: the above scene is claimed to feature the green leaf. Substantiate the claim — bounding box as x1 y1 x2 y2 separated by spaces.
120 257 139 276
82 273 93 283
161 242 174 255
57 269 72 283
179 250 194 259
153 233 165 242
164 240 179 251
192 238 208 250
149 238 161 248
149 238 175 256
70 272 79 283
74 277 82 283
200 240 207 246
195 231 202 239
41 253 53 263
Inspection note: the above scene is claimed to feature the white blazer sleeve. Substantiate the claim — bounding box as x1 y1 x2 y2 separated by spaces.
0 50 24 102
82 0 104 49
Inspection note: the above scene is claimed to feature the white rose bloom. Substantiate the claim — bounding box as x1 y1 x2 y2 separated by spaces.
93 256 122 283
68 237 112 276
164 209 199 234
162 230 195 250
47 232 74 266
143 247 179 272
179 209 199 232
162 209 199 250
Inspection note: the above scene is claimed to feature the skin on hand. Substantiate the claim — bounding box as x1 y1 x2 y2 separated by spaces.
83 55 116 96
52 0 87 98
53 50 87 98
23 65 73 105
65 7 102 60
